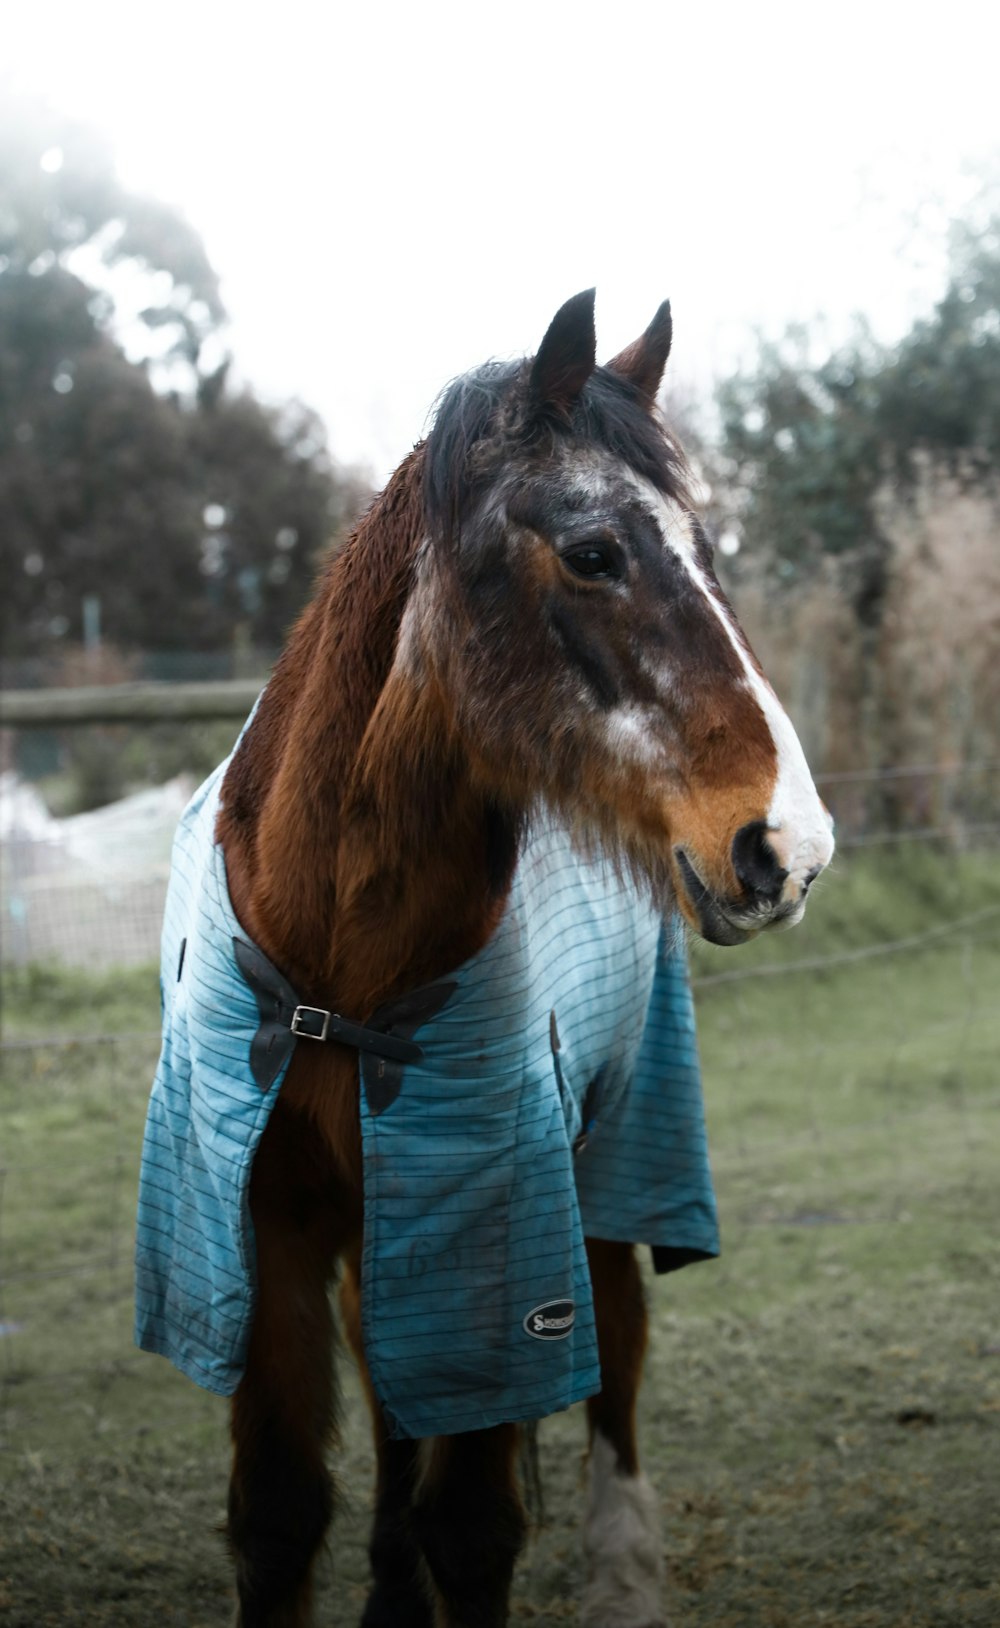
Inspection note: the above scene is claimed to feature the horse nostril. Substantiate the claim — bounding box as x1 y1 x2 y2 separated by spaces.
731 821 788 906
802 864 822 894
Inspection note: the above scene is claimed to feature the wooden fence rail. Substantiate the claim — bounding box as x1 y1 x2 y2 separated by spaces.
0 679 266 728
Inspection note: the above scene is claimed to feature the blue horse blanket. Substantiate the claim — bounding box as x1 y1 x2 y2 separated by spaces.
135 737 719 1439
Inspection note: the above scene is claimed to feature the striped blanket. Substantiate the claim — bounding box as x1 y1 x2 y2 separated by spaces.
135 736 718 1439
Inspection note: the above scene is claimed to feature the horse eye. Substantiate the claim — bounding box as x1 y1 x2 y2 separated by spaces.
561 544 620 580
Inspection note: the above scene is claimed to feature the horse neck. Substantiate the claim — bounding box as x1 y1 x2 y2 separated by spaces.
220 450 519 1011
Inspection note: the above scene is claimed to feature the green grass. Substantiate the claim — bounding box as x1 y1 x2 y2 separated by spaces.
1 843 999 1626
0 961 161 1040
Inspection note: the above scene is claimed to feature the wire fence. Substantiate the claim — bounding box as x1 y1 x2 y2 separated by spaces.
3 754 998 970
2 916 997 1456
1 754 998 1469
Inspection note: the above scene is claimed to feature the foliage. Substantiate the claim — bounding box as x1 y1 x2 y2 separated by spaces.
716 215 1000 630
717 326 890 626
0 100 370 663
876 217 1000 485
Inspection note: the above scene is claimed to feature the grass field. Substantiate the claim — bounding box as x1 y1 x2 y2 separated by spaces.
1 844 999 1626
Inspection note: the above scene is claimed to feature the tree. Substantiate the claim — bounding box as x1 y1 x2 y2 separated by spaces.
715 326 891 627
0 260 206 654
185 394 370 652
713 214 1000 804
715 215 1000 629
874 218 1000 486
0 98 369 665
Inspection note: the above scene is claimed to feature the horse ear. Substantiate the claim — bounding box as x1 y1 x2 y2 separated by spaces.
607 299 673 407
529 289 597 420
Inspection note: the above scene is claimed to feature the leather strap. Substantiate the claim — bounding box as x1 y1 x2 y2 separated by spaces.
232 936 442 1093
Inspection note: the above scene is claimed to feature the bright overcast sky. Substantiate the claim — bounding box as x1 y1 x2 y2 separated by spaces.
6 1 1000 481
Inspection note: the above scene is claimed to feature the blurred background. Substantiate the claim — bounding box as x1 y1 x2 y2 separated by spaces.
1 5 999 1626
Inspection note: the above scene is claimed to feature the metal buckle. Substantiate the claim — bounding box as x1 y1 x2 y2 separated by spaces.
290 1004 331 1042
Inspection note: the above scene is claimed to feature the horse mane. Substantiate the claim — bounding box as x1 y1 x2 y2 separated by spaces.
218 449 427 921
424 359 696 546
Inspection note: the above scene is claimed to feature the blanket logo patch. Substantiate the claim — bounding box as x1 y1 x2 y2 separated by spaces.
523 1299 576 1341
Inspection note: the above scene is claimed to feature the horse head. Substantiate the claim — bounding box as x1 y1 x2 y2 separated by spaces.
400 289 833 944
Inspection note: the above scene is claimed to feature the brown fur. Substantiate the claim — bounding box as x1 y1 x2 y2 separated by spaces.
584 1239 649 1477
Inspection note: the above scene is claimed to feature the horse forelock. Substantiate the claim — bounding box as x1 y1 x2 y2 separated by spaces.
423 358 694 552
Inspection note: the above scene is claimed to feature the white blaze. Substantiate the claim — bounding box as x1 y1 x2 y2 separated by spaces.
633 477 834 895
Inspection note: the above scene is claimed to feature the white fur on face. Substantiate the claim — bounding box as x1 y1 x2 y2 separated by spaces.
568 462 614 505
632 477 835 896
582 1433 668 1628
602 703 668 771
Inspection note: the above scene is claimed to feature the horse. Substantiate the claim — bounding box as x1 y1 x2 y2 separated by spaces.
135 289 833 1628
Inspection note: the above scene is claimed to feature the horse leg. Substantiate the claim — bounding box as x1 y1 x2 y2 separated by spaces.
410 1426 526 1628
227 1103 342 1628
582 1237 666 1628
341 1256 522 1626
339 1259 435 1628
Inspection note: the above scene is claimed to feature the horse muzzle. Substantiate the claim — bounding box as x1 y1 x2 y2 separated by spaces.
673 819 832 947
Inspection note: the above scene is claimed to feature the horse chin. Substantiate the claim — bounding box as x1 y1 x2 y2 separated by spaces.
669 849 747 947
674 873 810 946
689 906 756 949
